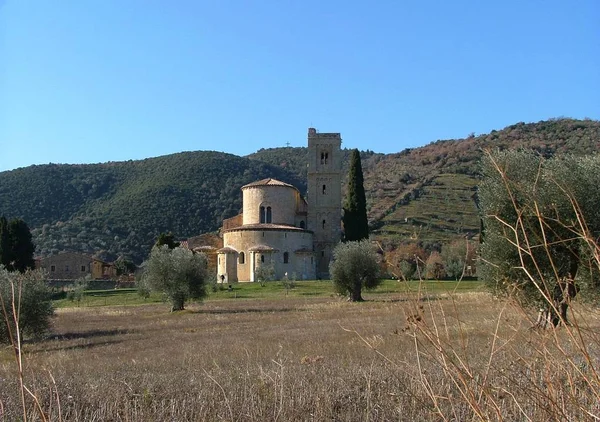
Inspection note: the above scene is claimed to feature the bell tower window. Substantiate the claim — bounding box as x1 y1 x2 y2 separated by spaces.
266 206 272 223
260 206 265 223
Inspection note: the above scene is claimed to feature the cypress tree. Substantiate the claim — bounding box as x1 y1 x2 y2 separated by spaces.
0 216 10 269
343 149 369 242
7 218 36 272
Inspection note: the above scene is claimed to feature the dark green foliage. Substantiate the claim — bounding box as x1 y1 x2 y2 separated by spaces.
478 151 600 314
0 217 9 269
329 240 381 301
343 149 369 242
0 268 54 342
139 246 208 311
7 219 35 272
114 258 136 276
0 151 305 264
0 119 598 264
0 217 35 272
155 232 180 249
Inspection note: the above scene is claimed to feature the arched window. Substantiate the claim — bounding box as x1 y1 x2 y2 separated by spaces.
322 219 326 229
260 206 265 223
266 206 272 223
239 252 245 264
300 221 305 229
283 252 289 264
261 255 265 263
322 184 326 194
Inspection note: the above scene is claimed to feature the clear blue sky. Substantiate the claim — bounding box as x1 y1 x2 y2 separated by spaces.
1 1 598 171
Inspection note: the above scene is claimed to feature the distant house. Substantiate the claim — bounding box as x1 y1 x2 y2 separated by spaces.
37 252 116 280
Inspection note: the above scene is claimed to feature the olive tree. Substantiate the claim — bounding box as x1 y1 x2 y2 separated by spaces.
0 267 54 343
139 245 208 311
329 240 381 301
479 150 600 327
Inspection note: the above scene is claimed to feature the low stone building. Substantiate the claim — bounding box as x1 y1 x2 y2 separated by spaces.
37 252 116 280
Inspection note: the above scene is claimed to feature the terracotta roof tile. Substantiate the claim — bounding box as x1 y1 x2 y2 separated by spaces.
248 244 279 252
242 178 295 189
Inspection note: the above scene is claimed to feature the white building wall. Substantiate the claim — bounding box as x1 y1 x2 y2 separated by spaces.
223 229 315 281
242 186 298 226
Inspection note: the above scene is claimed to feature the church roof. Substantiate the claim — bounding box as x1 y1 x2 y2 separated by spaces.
248 244 279 252
242 178 295 189
217 246 238 253
193 246 217 252
222 223 312 234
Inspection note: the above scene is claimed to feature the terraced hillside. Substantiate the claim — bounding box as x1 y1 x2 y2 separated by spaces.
0 118 598 263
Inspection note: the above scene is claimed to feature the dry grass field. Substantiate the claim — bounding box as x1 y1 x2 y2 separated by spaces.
2 288 600 421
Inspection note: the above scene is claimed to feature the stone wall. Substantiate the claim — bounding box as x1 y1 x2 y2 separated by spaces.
242 185 298 226
38 252 93 280
222 228 315 282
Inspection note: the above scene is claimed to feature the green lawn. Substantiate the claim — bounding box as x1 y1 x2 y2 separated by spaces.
54 279 485 308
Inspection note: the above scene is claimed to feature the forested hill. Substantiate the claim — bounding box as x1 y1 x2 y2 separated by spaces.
0 151 305 263
0 118 598 263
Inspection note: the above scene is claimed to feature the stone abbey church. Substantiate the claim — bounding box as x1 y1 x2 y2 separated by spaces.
215 128 342 282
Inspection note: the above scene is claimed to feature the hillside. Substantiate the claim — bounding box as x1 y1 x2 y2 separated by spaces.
0 118 598 263
0 152 305 263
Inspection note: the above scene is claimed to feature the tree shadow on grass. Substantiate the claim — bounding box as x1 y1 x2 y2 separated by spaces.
367 295 445 303
195 307 297 315
48 329 134 340
33 339 126 354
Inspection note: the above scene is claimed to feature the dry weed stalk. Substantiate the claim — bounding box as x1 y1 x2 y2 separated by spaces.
396 153 600 420
0 273 53 422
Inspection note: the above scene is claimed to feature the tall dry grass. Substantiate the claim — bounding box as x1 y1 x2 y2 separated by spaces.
0 289 598 421
398 151 600 421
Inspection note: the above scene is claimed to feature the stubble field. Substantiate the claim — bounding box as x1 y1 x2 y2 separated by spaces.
2 284 600 421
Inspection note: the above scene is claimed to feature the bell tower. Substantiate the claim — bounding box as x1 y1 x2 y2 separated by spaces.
306 128 342 278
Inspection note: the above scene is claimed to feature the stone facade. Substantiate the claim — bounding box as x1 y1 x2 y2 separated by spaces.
215 128 342 282
307 128 343 278
37 252 116 280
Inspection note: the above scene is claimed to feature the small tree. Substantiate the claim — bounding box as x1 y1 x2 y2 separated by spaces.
330 240 381 301
425 251 445 280
0 217 10 269
255 263 275 287
343 149 369 242
66 277 90 304
0 267 54 343
0 217 35 273
398 260 415 281
139 245 208 311
386 243 427 280
155 232 180 249
114 257 136 276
